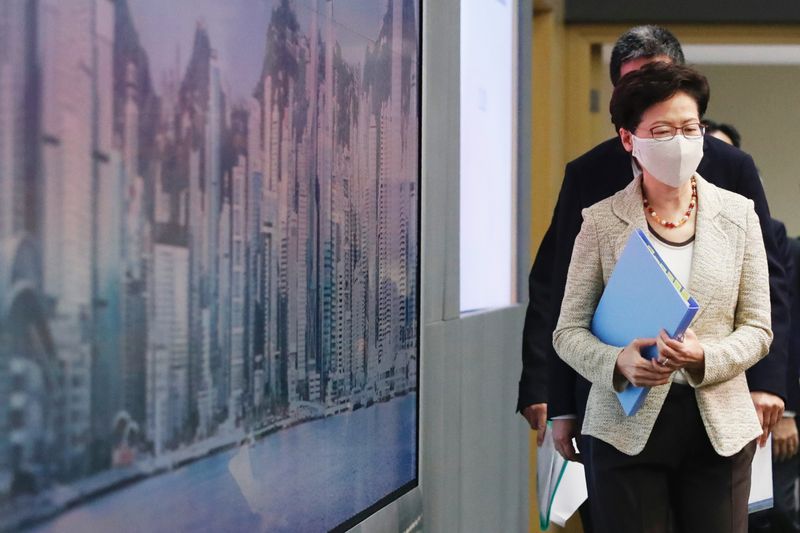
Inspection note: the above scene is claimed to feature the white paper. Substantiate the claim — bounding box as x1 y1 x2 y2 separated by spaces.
536 424 566 529
549 459 588 527
748 435 774 513
537 428 588 530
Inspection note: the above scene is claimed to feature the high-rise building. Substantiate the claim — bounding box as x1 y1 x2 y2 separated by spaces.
243 98 263 415
188 145 204 436
150 243 189 452
206 49 223 421
218 179 232 416
0 0 30 241
230 155 247 418
38 0 117 478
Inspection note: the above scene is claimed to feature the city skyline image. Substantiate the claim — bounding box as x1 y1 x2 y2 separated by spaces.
0 0 420 531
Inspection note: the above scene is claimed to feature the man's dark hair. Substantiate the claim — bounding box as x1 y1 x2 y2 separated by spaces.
704 119 742 148
610 62 710 133
610 25 685 86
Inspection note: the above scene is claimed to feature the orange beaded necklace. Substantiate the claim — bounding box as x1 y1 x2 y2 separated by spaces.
642 176 697 229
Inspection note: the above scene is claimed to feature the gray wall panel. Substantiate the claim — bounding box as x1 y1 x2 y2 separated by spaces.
459 307 529 533
517 0 533 302
422 0 461 324
421 320 464 532
418 308 528 533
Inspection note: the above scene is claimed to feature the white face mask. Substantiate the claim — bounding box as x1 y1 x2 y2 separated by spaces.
631 134 704 188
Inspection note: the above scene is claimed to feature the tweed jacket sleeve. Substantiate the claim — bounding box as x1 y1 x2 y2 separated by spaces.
551 206 623 392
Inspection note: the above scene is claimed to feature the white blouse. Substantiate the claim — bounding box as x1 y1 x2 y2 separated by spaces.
646 224 695 385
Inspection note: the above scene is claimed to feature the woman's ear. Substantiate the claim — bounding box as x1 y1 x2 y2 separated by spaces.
619 128 634 153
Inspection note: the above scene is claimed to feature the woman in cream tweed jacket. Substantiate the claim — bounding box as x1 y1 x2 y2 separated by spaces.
553 173 772 457
552 62 773 533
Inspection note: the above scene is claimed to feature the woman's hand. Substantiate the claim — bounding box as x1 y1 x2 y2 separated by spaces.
615 338 673 387
655 328 704 371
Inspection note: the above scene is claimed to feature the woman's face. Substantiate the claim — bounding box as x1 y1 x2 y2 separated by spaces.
620 91 701 152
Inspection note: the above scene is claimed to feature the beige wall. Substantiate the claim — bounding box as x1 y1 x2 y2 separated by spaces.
701 64 800 237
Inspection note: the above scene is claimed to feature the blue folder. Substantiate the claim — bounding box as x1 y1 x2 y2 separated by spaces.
590 228 700 416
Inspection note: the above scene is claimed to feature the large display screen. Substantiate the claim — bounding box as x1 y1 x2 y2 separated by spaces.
0 0 420 531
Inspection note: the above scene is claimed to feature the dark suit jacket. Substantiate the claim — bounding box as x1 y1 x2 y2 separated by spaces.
785 233 800 413
517 135 790 418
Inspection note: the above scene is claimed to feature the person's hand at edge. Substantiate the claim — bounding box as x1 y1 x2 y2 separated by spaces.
752 391 785 447
772 416 799 461
522 403 548 446
552 418 582 463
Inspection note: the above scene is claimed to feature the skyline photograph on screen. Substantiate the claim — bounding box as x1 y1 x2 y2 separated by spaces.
0 0 420 530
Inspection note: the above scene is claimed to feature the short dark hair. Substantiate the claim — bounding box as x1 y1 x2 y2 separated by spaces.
610 25 685 86
704 119 742 148
610 62 710 133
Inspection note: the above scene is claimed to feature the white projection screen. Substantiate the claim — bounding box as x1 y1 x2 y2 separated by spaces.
460 0 516 312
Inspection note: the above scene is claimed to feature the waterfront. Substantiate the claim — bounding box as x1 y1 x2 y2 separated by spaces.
31 394 417 533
